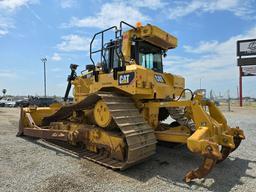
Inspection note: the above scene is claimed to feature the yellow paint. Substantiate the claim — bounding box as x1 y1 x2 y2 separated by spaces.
20 23 245 161
73 64 185 102
93 100 111 128
155 126 190 143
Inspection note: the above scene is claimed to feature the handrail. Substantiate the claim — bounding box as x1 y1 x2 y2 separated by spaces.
119 21 136 37
89 26 118 66
89 21 136 68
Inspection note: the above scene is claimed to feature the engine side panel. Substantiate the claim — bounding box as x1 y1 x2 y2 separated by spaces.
72 64 185 102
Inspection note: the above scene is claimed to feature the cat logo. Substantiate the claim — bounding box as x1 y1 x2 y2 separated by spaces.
154 74 165 83
118 72 135 85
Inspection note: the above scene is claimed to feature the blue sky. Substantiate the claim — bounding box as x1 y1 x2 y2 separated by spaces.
0 0 256 98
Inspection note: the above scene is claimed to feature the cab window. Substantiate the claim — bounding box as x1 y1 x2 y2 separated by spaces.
102 41 120 73
131 40 163 73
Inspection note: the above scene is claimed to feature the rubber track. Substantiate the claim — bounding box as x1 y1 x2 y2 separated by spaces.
42 91 157 170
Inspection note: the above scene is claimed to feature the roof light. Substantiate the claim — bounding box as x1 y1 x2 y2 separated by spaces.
136 22 142 28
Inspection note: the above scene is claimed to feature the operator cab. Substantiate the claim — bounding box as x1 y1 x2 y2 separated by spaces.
103 39 164 73
89 22 177 79
131 40 164 73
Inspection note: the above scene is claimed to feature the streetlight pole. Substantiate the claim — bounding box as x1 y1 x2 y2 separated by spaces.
41 58 47 97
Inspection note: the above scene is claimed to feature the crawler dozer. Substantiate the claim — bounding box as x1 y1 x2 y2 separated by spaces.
18 21 245 182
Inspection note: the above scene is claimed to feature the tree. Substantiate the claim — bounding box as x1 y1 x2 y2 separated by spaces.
2 89 7 96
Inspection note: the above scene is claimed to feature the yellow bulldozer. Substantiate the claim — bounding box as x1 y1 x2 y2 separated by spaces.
18 21 245 182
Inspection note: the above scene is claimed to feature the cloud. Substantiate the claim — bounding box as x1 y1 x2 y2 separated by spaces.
59 0 76 8
0 17 14 37
57 34 91 52
25 3 42 22
184 27 256 63
168 0 256 20
183 41 219 54
65 2 149 29
51 67 62 72
0 0 38 12
51 53 62 61
173 26 256 72
0 70 16 78
0 0 38 37
164 26 256 96
121 0 165 10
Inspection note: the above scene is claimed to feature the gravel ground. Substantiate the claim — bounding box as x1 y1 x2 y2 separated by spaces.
0 107 255 192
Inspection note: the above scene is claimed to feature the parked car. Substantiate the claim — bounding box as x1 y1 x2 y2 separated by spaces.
29 97 58 107
0 100 5 107
15 98 29 107
0 98 15 107
5 100 16 107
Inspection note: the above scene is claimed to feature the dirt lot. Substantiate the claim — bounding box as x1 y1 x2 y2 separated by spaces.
0 107 255 192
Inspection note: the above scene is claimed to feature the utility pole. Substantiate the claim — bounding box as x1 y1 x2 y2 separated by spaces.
227 90 231 112
239 66 243 107
41 58 47 97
